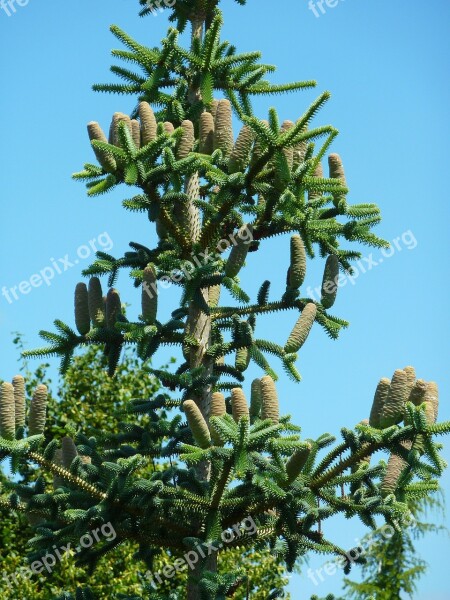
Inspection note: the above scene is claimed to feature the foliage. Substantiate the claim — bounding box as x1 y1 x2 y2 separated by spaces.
0 339 289 599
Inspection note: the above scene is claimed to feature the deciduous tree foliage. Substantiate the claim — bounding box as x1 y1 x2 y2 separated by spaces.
1 342 289 599
0 1 448 598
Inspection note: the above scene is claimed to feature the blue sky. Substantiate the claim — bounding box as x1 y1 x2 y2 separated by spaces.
0 0 449 598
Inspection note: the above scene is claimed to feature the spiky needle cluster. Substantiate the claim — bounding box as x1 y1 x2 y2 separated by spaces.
1 2 448 599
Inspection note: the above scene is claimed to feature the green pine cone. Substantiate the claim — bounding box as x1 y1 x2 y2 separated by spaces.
213 99 234 158
228 125 255 174
0 382 15 440
286 443 312 483
289 235 307 290
284 303 317 353
199 111 215 154
260 376 279 424
12 375 26 429
183 400 211 449
87 122 117 173
139 102 157 145
380 369 408 428
62 436 78 469
75 282 90 335
106 288 122 328
231 388 249 423
328 153 347 186
321 255 339 309
176 120 195 160
369 377 390 428
224 224 253 278
28 384 48 436
250 379 262 420
88 277 105 327
142 264 158 323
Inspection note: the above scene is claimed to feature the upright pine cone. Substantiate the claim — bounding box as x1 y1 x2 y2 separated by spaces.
106 288 122 328
369 378 390 428
28 385 48 436
224 224 253 278
289 235 307 290
379 369 408 428
87 122 117 173
139 102 157 145
231 388 249 423
308 162 324 202
409 378 427 406
214 99 234 158
260 376 279 424
183 400 211 449
12 375 26 429
424 381 439 422
321 255 339 309
75 282 90 335
209 392 226 445
0 382 15 440
403 366 416 396
109 112 131 147
142 264 158 323
381 440 412 496
280 120 295 171
228 125 255 174
62 436 78 469
250 379 262 420
285 303 317 353
182 172 201 243
328 153 347 186
199 111 215 154
131 119 141 149
88 277 105 327
176 120 195 159
286 443 312 483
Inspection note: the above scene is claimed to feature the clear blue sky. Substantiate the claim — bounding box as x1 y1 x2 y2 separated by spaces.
0 0 449 598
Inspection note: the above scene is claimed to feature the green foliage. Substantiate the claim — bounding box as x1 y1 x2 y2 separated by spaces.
0 340 289 599
342 492 447 600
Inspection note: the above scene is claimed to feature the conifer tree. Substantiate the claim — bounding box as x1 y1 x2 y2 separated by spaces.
0 1 449 598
